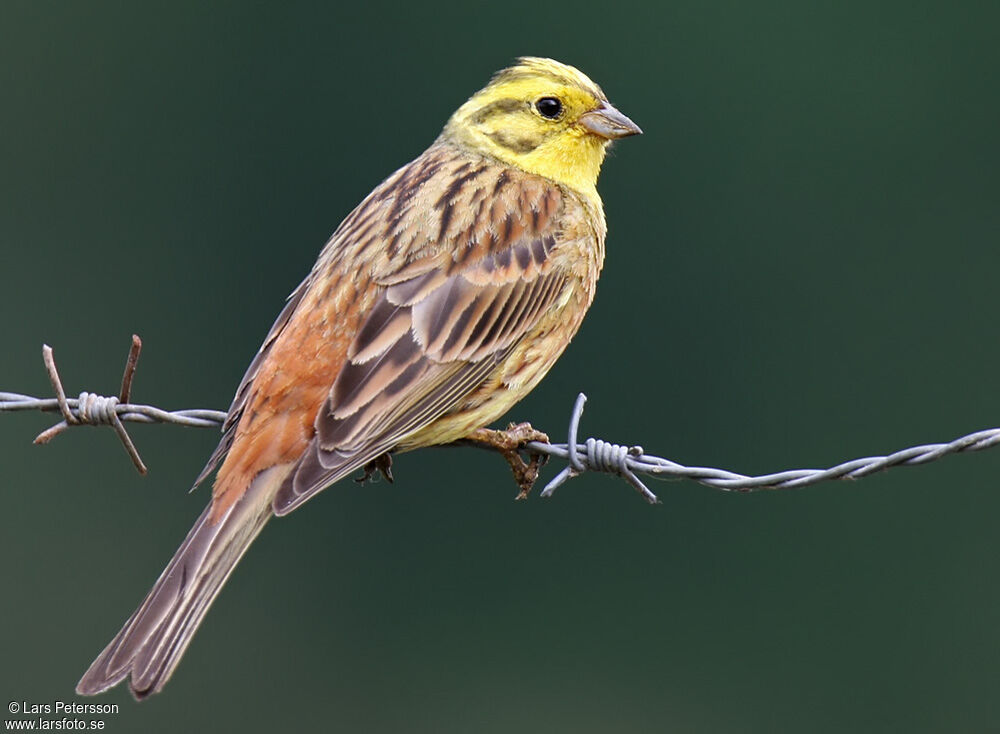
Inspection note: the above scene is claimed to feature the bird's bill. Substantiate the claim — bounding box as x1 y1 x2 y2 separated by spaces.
579 102 642 139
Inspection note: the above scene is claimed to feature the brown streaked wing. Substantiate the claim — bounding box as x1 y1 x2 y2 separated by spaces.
275 339 519 516
271 164 570 516
206 146 489 514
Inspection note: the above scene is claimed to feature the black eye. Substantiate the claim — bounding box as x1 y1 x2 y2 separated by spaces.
535 97 563 119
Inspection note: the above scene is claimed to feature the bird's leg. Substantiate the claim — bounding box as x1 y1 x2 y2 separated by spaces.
355 453 394 484
460 422 550 499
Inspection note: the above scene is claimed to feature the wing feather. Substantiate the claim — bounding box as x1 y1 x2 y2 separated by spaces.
272 230 569 514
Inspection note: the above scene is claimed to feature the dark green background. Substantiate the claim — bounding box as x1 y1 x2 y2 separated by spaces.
2 2 998 732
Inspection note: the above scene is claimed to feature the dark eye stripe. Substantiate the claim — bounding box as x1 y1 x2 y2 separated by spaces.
469 98 525 124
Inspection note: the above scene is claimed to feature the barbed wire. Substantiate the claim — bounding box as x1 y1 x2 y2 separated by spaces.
2 337 998 503
528 394 1000 502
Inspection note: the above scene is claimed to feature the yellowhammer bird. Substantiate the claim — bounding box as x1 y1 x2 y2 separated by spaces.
76 56 641 699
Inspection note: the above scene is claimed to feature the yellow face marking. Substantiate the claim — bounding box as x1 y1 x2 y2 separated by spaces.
442 58 614 201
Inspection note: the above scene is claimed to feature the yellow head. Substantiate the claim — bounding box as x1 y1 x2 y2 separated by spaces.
442 57 641 199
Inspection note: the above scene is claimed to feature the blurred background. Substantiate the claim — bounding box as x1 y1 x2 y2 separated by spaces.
2 1 998 731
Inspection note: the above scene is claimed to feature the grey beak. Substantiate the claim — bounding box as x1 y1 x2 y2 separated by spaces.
579 102 643 139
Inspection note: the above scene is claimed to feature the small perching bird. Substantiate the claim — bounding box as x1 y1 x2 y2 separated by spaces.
76 56 641 699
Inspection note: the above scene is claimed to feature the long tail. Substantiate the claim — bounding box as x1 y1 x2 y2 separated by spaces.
76 466 287 699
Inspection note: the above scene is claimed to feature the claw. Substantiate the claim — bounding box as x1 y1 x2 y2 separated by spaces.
462 422 550 499
355 453 394 484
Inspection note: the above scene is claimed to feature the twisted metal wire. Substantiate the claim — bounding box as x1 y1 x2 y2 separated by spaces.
0 392 227 428
2 340 998 502
527 394 1000 502
0 337 229 475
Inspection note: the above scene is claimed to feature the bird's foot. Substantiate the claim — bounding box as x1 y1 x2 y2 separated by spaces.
355 453 394 484
463 422 550 499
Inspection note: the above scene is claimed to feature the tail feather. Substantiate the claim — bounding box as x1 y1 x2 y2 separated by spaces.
76 466 286 699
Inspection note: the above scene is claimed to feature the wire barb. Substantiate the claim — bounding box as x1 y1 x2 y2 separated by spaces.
20 338 162 474
1 340 999 499
537 394 660 503
119 334 142 403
